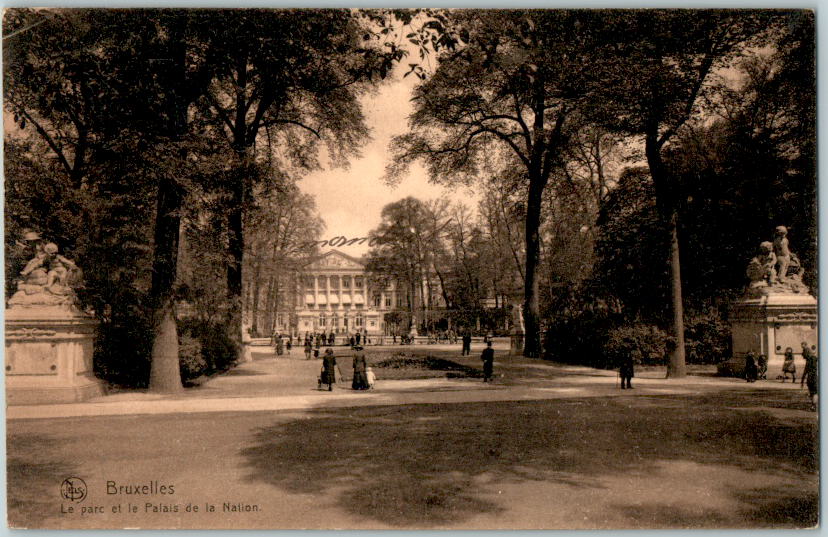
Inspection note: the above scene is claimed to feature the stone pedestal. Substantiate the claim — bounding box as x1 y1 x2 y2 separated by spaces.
725 292 818 377
5 304 105 405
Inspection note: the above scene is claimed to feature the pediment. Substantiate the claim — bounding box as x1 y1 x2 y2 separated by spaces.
307 251 364 270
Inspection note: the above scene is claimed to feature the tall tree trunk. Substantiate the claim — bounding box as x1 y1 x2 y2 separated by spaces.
227 164 246 357
148 17 187 393
646 132 687 378
149 174 184 393
523 177 545 358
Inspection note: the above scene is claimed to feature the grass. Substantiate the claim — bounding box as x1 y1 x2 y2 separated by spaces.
239 388 818 528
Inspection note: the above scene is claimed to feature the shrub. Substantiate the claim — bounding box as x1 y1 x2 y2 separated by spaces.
603 324 671 367
684 313 731 364
178 333 207 382
178 318 238 377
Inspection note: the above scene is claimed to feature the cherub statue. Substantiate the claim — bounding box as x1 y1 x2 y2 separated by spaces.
773 225 791 281
8 236 81 307
746 241 777 287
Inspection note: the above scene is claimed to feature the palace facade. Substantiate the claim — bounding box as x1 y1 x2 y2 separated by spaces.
272 250 416 338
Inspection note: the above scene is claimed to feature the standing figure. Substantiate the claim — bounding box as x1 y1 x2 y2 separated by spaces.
480 341 495 382
757 354 768 380
352 346 368 390
744 351 758 383
304 339 313 360
462 333 472 356
801 342 818 410
782 348 797 382
619 353 635 389
321 348 337 391
773 226 791 281
276 335 284 356
366 366 376 389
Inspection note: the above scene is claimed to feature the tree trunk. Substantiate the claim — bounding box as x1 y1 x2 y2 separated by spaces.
667 209 687 378
523 177 544 358
148 176 184 393
148 18 188 393
646 132 686 378
227 164 246 358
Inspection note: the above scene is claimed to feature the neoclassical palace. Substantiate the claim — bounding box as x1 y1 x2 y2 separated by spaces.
272 250 413 338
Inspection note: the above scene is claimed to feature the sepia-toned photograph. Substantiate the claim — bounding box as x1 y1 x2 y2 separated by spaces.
3 8 818 529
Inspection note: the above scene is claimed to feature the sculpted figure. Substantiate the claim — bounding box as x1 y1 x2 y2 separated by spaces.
8 234 82 308
773 226 791 280
746 241 776 287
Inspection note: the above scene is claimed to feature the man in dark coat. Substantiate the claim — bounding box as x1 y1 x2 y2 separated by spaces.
480 341 494 382
619 353 635 389
322 349 337 391
462 333 472 356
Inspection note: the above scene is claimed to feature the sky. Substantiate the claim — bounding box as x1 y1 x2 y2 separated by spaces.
298 67 478 258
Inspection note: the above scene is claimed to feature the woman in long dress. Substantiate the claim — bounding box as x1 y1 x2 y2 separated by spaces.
322 349 337 391
352 346 369 390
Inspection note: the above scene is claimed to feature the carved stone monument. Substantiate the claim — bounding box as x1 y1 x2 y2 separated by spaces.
723 228 817 377
510 302 525 355
5 236 105 404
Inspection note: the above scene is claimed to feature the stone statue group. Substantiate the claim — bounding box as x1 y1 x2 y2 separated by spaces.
746 226 808 295
8 230 82 308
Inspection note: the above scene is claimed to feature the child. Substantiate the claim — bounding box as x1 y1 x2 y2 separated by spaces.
782 347 796 383
366 366 376 389
773 226 791 280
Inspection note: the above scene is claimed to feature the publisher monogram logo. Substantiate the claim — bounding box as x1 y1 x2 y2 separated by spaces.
60 477 87 503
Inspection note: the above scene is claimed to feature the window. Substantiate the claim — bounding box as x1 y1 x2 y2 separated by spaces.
355 278 363 289
374 295 382 308
356 315 363 327
385 296 392 308
342 277 350 289
318 276 327 289
318 313 326 327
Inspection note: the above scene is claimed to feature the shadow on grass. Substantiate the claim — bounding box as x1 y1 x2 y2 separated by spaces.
7 433 79 528
240 389 817 528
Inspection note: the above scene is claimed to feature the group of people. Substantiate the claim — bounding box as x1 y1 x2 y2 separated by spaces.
744 341 818 408
318 346 376 391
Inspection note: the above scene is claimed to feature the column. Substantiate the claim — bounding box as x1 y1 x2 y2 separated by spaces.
313 273 318 307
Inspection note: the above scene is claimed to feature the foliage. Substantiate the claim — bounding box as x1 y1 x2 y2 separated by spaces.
178 318 238 376
683 312 731 365
602 324 671 368
178 333 207 382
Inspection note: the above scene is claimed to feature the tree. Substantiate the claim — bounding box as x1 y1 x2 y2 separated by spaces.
196 9 404 355
596 10 776 377
366 197 449 333
3 9 215 391
386 10 611 356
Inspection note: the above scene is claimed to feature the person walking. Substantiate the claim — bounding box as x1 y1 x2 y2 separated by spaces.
480 341 495 382
352 345 369 390
304 339 312 360
782 347 797 382
321 348 337 391
801 342 818 409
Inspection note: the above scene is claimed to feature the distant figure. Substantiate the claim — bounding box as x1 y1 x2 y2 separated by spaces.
352 346 369 390
757 354 768 380
349 335 356 348
480 341 494 382
356 332 361 346
744 351 758 383
619 353 635 389
366 366 376 389
304 339 312 360
276 335 284 356
782 348 797 382
462 333 472 356
321 348 337 391
801 342 818 409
